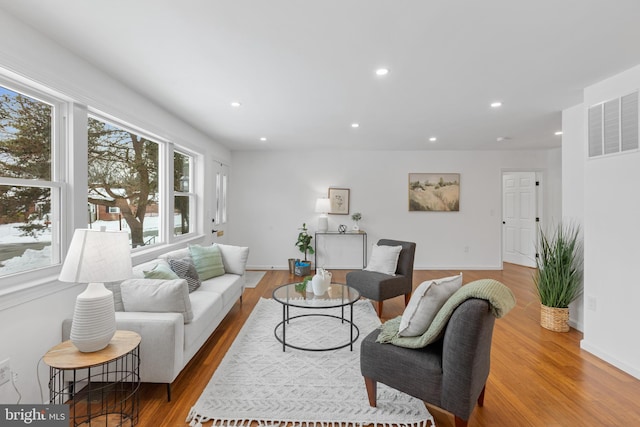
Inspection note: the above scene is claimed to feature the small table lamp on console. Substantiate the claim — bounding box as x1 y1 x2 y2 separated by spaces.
59 227 132 352
315 198 331 232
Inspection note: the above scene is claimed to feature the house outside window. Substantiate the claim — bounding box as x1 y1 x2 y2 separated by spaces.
0 83 62 279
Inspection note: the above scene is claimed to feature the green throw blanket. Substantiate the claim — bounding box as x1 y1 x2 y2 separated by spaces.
376 279 516 348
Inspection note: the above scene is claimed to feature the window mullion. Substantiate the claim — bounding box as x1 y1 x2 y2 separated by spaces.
164 142 173 243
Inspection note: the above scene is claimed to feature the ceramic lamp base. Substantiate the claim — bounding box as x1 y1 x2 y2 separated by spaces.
70 282 116 352
317 215 328 232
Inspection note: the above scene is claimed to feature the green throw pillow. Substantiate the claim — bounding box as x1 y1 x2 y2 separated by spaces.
189 244 225 280
144 262 180 280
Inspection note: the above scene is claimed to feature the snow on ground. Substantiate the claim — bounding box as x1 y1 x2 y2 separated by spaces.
1 245 52 275
0 216 180 276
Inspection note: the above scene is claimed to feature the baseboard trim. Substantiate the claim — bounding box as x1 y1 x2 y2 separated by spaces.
580 340 640 380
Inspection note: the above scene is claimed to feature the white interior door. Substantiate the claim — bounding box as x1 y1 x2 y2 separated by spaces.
502 172 537 267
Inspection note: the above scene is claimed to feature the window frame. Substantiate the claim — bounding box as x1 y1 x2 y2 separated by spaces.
0 76 66 290
87 111 165 250
171 146 197 240
0 72 205 300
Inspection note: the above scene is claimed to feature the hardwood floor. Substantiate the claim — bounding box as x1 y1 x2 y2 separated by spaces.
136 264 640 426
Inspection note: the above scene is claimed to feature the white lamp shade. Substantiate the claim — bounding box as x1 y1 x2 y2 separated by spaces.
60 229 132 352
315 198 331 214
59 229 132 283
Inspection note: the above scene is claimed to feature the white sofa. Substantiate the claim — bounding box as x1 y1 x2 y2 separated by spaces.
62 243 248 400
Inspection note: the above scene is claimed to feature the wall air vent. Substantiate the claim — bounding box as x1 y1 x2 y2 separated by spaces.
588 90 639 158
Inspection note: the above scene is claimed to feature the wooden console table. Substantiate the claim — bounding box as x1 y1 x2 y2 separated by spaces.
315 231 367 269
44 330 141 427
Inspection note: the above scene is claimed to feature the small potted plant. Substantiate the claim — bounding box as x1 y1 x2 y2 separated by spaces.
295 276 313 295
534 222 583 332
294 223 314 275
351 212 362 231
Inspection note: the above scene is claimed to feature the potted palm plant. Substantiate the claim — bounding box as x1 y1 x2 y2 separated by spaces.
534 222 583 332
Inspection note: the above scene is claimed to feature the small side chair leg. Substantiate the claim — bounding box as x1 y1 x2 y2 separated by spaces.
364 377 377 407
404 292 411 306
478 384 486 406
454 416 468 427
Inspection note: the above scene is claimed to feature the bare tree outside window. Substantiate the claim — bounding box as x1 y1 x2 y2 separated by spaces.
88 117 159 248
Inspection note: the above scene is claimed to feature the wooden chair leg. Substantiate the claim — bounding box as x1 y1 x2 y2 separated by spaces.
454 416 468 427
404 292 411 306
377 300 383 317
364 377 377 407
478 384 486 406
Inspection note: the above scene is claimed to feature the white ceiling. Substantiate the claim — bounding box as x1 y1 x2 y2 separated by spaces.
2 0 640 152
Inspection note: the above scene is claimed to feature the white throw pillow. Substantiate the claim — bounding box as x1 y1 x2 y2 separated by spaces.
398 273 463 337
215 244 250 275
120 278 194 323
364 244 403 276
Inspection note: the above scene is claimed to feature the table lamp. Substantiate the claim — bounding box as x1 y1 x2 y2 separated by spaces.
59 228 132 352
315 198 331 232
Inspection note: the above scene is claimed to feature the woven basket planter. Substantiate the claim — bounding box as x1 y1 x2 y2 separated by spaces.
540 304 570 332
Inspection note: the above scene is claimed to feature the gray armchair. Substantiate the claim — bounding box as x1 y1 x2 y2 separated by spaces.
346 239 416 317
360 298 496 427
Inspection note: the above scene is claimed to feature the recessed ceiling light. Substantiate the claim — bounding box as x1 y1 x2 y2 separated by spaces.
490 101 502 108
351 123 360 128
375 68 389 76
429 137 437 142
230 101 242 108
496 136 512 142
260 137 267 142
555 131 563 136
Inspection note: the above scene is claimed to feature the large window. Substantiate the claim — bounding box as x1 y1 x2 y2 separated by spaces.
0 72 203 288
0 84 61 278
87 116 159 248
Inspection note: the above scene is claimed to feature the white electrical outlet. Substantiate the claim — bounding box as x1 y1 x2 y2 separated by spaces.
0 358 10 386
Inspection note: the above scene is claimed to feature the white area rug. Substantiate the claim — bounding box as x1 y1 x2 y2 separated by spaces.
244 271 266 288
187 297 434 427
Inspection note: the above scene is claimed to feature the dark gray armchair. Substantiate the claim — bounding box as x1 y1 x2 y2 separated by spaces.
360 298 496 427
346 239 416 316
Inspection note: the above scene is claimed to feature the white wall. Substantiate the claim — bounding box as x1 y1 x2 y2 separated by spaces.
579 64 640 379
230 149 561 270
0 12 229 403
561 104 585 331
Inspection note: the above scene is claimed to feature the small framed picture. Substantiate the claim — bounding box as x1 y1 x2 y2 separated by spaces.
328 188 349 215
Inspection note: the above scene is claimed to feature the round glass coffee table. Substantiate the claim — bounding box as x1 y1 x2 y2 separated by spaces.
272 282 360 352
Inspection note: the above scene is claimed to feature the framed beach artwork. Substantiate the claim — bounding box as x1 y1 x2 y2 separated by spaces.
328 188 349 214
408 173 460 212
